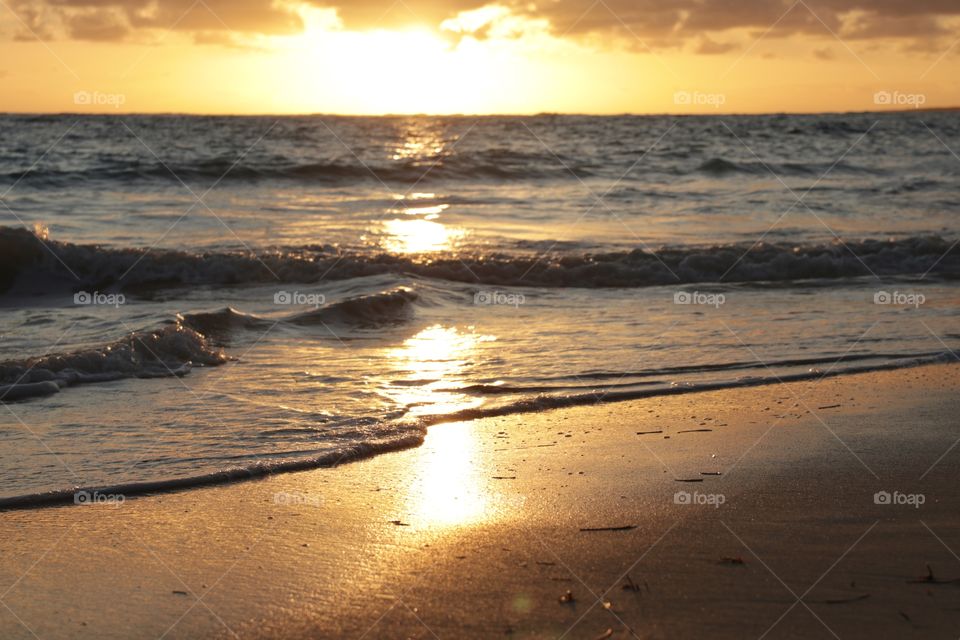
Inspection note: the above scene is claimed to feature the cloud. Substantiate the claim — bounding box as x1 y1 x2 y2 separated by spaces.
813 47 836 60
5 0 959 48
8 0 305 41
64 9 129 41
695 36 739 55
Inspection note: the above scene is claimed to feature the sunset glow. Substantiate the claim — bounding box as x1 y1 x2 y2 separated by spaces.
3 1 959 114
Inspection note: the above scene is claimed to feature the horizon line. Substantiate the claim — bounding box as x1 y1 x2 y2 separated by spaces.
1 107 957 118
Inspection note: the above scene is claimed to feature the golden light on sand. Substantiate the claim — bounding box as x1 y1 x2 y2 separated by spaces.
409 421 488 527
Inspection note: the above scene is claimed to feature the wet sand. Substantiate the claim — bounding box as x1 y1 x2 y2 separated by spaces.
1 364 959 639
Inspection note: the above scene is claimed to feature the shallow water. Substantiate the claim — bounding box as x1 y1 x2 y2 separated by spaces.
1 113 958 504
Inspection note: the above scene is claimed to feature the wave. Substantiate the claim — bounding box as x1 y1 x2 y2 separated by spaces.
285 287 418 327
3 226 958 293
0 287 421 402
0 322 227 402
0 350 952 510
443 351 948 394
696 157 867 177
417 351 953 426
0 427 426 510
0 150 594 188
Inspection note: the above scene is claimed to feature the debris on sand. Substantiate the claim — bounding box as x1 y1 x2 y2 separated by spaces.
677 429 712 433
579 525 637 532
559 590 575 604
636 430 663 435
908 564 960 584
621 574 642 592
592 629 614 640
718 556 745 565
388 520 410 526
674 478 704 483
821 593 870 604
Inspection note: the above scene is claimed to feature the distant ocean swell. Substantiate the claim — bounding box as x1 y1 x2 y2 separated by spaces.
2 227 957 294
0 153 885 188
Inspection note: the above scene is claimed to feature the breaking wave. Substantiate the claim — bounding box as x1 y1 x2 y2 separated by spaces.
0 322 227 402
2 226 957 294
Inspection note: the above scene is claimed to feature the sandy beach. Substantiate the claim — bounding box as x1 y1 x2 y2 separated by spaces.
2 363 958 639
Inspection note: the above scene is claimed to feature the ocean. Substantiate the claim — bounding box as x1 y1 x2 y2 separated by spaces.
1 112 958 507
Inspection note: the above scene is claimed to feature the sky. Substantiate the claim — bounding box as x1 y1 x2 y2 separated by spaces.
0 0 958 114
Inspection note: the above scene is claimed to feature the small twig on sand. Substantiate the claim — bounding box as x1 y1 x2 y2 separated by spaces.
677 429 712 433
622 574 642 592
636 430 663 435
592 629 614 640
907 564 960 584
674 478 704 483
580 525 637 532
822 593 870 604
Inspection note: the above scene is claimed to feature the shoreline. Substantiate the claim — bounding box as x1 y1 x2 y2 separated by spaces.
1 363 959 638
1 354 952 511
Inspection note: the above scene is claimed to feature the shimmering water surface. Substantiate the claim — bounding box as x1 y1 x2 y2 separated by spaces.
1 113 958 504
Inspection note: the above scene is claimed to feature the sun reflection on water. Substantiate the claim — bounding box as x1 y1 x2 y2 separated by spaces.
384 324 493 417
382 218 465 253
391 125 447 161
385 326 506 528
